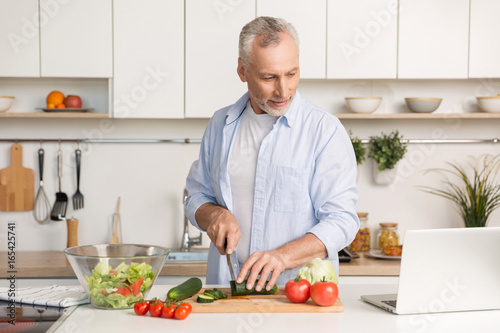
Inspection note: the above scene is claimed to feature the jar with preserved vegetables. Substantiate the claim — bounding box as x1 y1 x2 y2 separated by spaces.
377 223 399 249
349 213 370 252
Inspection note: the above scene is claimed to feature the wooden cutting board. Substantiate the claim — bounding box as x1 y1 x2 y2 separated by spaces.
0 144 35 211
186 288 343 313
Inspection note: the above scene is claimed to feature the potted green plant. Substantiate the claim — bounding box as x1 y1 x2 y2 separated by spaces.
349 131 366 166
368 130 408 185
420 154 500 227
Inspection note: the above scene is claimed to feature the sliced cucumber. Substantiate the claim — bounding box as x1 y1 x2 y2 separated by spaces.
197 294 215 303
204 290 220 299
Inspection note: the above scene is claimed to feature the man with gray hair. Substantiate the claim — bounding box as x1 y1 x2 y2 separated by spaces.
186 16 359 292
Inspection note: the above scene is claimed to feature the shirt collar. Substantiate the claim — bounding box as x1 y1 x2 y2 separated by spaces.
225 90 303 127
225 92 249 125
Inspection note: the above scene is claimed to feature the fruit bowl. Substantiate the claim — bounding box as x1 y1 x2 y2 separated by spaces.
477 94 500 113
405 98 442 113
64 244 170 309
0 96 15 113
345 97 382 113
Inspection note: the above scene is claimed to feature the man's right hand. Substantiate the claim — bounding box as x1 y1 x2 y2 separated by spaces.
195 203 241 255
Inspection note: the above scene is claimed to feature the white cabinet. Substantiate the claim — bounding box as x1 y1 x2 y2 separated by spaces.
185 0 255 118
469 0 500 78
398 0 469 79
327 0 398 79
113 0 184 118
257 0 327 79
0 0 40 77
40 0 112 78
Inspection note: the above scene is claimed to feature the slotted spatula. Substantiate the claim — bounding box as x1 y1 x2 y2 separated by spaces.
50 148 68 221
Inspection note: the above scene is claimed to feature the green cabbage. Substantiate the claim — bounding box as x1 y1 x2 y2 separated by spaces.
296 258 338 285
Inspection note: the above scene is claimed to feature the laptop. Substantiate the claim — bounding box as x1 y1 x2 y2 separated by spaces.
361 227 500 315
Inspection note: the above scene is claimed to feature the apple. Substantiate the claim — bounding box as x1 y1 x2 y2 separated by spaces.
65 95 82 108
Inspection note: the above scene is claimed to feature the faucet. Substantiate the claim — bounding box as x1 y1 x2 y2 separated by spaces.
180 188 202 252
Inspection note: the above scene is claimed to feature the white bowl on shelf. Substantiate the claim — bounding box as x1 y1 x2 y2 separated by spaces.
0 96 15 112
345 97 382 113
405 98 442 113
477 94 500 113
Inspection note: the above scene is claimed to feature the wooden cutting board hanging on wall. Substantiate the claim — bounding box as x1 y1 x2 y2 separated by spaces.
0 144 35 211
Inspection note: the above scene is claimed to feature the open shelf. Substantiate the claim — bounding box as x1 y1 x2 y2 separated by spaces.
0 112 109 119
335 112 500 119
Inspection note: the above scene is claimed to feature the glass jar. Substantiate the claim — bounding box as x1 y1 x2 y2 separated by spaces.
349 213 370 252
377 223 399 249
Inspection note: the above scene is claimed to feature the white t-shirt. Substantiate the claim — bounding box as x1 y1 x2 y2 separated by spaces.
228 101 278 264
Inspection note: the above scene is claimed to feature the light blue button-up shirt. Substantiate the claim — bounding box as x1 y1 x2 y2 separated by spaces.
185 91 359 286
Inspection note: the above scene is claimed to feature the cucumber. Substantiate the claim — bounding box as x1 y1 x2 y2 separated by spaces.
197 294 215 303
204 290 220 299
212 288 228 299
167 277 202 301
230 280 278 296
204 288 228 300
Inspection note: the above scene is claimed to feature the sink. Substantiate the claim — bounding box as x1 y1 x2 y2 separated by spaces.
167 250 209 261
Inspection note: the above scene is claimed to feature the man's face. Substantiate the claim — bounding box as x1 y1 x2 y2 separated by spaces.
237 32 300 116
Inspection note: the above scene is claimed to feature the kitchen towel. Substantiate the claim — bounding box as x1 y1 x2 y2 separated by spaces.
0 285 89 307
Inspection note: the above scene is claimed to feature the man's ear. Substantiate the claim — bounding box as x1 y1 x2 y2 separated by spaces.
237 58 247 83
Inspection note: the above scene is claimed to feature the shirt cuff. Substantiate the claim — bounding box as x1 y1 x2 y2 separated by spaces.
307 213 359 261
185 194 217 231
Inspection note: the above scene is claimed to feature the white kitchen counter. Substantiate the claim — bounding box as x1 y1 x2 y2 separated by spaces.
53 283 499 333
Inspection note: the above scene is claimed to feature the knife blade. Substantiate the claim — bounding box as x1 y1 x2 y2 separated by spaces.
225 239 236 282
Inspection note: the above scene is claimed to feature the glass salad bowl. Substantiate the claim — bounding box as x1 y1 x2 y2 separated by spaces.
64 244 170 309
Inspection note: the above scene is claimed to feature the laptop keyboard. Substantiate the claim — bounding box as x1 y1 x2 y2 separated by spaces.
382 300 397 308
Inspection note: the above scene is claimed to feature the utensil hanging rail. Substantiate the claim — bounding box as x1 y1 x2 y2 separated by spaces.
0 138 499 144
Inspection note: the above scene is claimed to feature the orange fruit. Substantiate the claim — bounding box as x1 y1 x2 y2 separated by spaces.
46 91 65 105
47 103 55 109
56 103 66 108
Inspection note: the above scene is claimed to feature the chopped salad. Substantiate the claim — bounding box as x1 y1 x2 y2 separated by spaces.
85 261 155 309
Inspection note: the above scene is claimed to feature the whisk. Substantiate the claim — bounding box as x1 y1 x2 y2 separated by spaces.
33 148 51 224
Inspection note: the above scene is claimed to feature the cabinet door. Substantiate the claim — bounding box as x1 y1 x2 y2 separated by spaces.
40 0 112 77
185 0 255 118
398 0 469 79
113 0 184 118
0 0 40 77
257 0 326 79
327 0 397 79
469 0 500 78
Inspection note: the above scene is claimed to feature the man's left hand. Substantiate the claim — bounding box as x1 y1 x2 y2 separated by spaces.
236 250 286 292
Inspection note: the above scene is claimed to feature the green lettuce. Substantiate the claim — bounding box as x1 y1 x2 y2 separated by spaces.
85 261 155 309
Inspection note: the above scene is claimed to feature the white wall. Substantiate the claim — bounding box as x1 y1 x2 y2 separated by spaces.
1 78 500 251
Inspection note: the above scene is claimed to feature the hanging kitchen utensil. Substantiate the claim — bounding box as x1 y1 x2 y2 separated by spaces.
109 196 121 244
72 148 84 210
50 148 68 221
33 148 51 224
66 218 79 248
0 144 34 211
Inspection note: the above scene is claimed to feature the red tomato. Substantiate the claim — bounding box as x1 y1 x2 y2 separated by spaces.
178 302 192 315
162 305 176 319
285 278 311 303
174 307 189 320
130 277 144 296
310 279 339 306
133 300 150 316
149 301 164 317
109 270 118 274
115 286 131 297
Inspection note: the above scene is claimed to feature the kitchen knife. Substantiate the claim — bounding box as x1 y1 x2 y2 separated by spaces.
225 239 236 282
225 239 238 294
